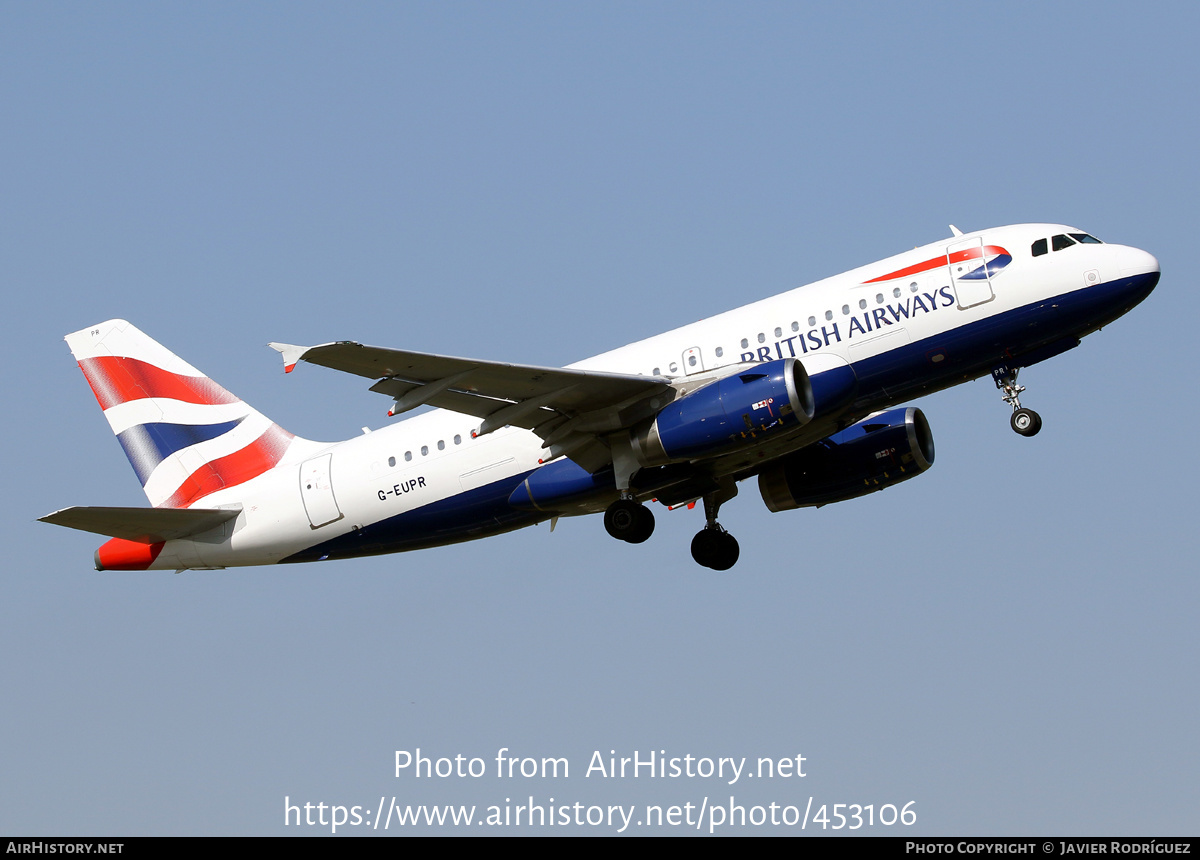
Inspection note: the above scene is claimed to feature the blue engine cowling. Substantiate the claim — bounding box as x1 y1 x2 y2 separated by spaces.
757 406 934 511
629 357 858 467
629 358 814 466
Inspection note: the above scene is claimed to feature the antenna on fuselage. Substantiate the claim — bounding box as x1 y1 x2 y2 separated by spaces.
949 224 963 237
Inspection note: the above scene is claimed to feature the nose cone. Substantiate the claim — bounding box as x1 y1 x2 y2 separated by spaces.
1117 245 1160 278
1109 244 1160 311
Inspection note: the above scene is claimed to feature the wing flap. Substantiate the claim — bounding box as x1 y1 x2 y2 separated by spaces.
39 506 239 544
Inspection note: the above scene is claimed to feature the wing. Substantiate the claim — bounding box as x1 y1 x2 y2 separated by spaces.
270 340 676 473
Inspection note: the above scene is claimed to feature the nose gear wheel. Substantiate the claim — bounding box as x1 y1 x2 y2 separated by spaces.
1010 407 1042 437
993 365 1042 437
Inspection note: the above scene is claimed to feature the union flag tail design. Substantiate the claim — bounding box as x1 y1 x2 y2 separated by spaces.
66 320 303 509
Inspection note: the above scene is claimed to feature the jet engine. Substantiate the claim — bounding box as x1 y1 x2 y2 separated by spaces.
628 357 861 467
757 406 934 511
627 358 811 466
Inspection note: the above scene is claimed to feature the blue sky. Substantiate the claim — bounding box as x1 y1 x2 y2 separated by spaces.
3 2 1197 835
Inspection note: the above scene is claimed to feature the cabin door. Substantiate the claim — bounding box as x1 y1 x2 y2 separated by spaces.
299 453 343 528
946 237 996 309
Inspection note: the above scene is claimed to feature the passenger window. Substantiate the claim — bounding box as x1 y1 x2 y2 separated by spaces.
841 304 850 315
669 362 678 373
653 367 660 376
876 293 884 304
420 445 428 456
688 354 697 366
791 321 799 332
808 316 816 326
388 456 396 467
910 282 919 293
454 435 461 445
893 288 901 298
774 327 782 338
715 347 723 358
858 299 867 310
757 332 766 344
405 451 412 462
437 440 445 451
825 310 833 321
1032 238 1048 257
1052 234 1076 251
740 338 748 349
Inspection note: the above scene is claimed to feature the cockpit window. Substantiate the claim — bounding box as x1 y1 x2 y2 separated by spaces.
1031 238 1048 257
1052 234 1076 251
1069 233 1102 244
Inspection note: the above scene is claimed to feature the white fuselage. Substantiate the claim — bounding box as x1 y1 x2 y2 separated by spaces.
142 223 1159 569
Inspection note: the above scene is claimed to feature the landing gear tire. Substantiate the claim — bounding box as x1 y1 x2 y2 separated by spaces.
603 498 655 543
691 528 740 571
1011 407 1042 437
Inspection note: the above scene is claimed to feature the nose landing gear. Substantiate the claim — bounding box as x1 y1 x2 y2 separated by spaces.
993 366 1042 437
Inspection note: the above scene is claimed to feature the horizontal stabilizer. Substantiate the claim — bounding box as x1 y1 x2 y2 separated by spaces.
39 506 239 544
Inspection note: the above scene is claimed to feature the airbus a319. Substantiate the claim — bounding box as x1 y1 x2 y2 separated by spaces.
41 224 1159 571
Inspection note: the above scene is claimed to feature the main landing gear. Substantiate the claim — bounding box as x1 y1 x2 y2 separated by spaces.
691 526 739 571
601 483 742 570
992 366 1042 437
603 496 655 544
690 484 740 571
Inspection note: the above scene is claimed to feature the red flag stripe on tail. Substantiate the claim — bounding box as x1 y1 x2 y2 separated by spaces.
159 424 295 509
78 356 242 411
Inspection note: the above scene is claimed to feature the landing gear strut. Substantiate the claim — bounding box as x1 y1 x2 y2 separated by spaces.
603 496 655 544
992 365 1042 437
690 483 740 571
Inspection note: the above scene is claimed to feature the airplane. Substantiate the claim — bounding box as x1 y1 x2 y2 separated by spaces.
39 223 1159 572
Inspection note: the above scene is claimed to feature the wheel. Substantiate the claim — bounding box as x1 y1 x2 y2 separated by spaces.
709 531 740 571
603 498 654 543
691 529 720 567
627 503 655 544
690 528 740 570
1010 407 1042 437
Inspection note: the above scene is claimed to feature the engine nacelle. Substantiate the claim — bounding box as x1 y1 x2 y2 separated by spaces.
630 358 814 467
757 406 934 511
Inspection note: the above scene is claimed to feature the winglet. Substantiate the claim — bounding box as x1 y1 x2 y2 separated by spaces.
268 342 309 374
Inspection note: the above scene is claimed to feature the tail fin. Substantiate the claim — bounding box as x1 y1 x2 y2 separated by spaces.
66 320 306 509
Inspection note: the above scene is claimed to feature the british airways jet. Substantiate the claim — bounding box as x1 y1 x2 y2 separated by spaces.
41 224 1159 571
